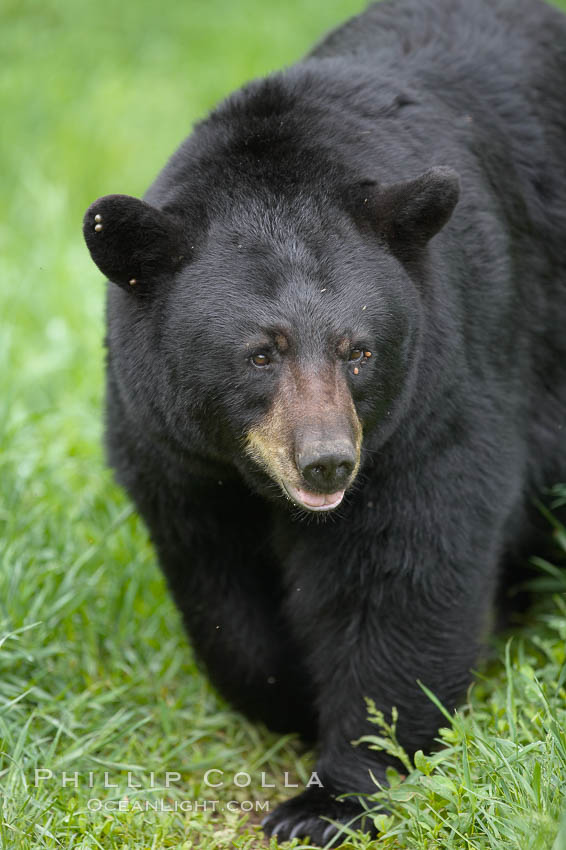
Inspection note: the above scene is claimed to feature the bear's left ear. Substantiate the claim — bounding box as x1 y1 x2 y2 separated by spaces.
83 194 187 292
365 166 460 247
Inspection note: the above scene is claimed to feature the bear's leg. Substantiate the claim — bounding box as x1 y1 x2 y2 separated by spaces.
263 475 505 843
263 572 495 842
143 481 317 739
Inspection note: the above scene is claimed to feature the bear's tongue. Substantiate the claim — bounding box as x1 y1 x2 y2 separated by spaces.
289 486 345 511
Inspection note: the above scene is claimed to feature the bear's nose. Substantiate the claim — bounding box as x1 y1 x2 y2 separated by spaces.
296 442 357 493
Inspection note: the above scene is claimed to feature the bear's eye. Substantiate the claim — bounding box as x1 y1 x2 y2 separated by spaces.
251 353 271 367
348 348 363 362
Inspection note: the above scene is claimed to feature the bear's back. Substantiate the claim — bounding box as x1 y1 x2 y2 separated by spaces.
310 0 566 69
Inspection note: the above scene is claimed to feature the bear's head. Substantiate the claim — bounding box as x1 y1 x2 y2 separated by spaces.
83 166 458 513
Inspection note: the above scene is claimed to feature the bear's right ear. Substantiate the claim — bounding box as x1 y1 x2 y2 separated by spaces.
82 194 187 292
375 166 460 247
351 167 460 252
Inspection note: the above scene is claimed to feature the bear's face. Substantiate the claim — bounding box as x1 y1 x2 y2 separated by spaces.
84 168 459 512
166 207 418 511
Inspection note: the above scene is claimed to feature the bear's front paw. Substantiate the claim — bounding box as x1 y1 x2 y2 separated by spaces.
261 786 376 845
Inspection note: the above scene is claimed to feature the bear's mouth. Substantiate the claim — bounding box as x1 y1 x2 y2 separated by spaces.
283 483 346 512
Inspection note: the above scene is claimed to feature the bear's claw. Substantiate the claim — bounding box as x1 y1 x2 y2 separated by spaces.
261 787 376 845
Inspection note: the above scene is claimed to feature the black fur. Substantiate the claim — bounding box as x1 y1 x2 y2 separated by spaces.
83 194 188 290
83 0 566 843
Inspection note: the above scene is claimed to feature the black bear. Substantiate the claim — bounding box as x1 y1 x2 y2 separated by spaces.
83 0 566 842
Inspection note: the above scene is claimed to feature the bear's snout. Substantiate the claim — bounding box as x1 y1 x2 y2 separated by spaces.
244 366 363 512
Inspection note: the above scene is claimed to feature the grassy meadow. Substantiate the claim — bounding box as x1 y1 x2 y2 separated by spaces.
1 0 566 847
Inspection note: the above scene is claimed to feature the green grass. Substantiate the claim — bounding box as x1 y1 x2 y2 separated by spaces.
2 0 566 847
